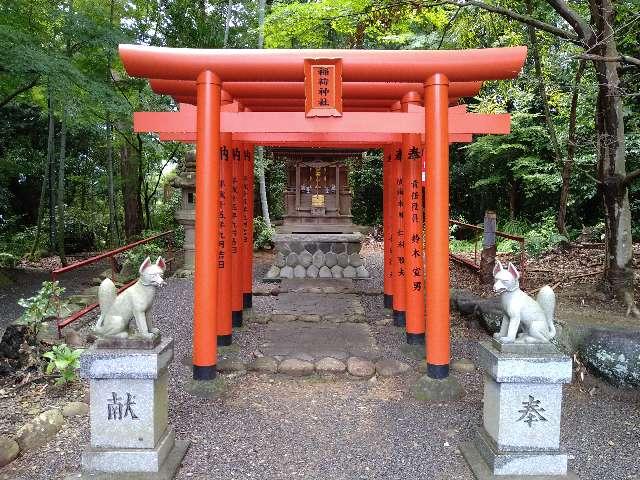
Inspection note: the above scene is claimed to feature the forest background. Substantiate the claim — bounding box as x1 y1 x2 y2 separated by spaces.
0 0 638 309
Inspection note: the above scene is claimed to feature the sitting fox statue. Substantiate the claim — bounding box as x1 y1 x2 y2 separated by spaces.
493 261 556 343
93 257 166 339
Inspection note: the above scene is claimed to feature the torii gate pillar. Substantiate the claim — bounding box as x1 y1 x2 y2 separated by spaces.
424 73 451 379
193 71 221 380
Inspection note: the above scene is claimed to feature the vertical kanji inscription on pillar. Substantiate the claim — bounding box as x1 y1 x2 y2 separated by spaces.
304 58 343 117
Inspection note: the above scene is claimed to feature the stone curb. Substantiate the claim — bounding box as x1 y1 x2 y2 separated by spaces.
221 355 417 379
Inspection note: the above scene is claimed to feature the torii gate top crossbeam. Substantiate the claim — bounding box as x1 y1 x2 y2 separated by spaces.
119 45 526 83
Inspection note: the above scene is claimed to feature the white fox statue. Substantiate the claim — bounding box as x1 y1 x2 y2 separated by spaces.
93 256 166 339
492 260 556 343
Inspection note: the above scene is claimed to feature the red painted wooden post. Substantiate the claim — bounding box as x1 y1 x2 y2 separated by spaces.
424 73 451 378
193 70 221 380
230 139 244 327
217 128 234 346
402 92 426 345
382 144 393 310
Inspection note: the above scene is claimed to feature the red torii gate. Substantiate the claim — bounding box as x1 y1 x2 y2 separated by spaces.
119 45 527 383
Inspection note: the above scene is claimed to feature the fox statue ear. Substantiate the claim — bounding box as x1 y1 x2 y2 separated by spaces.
493 260 504 276
155 256 166 271
507 262 520 279
139 256 152 274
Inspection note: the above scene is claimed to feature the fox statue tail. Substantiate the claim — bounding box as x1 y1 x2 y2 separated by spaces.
536 285 556 339
95 278 117 331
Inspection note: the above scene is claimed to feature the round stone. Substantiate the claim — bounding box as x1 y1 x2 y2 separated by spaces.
16 409 64 452
289 241 304 253
375 358 411 377
274 252 286 268
278 358 314 376
248 356 279 373
318 266 332 278
346 242 362 254
325 252 338 268
331 242 346 253
306 265 319 278
580 330 640 388
0 436 19 467
451 358 476 373
298 250 312 267
347 357 375 378
218 359 246 373
312 250 325 268
316 357 347 374
304 242 317 253
356 266 370 278
318 242 332 253
285 252 298 267
266 265 281 279
336 252 349 267
62 401 89 418
330 265 343 278
279 266 294 278
343 266 357 278
348 253 364 267
293 265 306 278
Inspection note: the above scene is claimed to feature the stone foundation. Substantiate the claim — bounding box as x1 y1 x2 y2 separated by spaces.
265 233 370 280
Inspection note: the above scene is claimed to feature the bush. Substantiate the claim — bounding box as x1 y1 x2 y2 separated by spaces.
122 242 164 278
43 343 84 385
348 151 382 226
17 281 67 336
0 252 18 268
523 216 568 257
253 216 274 250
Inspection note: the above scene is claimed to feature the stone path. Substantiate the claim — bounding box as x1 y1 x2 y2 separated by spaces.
260 321 378 359
271 292 365 323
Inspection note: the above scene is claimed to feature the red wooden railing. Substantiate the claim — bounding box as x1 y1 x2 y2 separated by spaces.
51 231 175 337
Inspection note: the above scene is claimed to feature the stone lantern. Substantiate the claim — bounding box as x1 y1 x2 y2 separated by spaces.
171 150 196 273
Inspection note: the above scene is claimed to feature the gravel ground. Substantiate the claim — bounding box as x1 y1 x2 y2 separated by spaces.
1 248 639 480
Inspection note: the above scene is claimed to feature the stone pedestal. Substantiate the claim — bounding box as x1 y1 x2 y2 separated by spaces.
75 337 188 479
461 340 576 479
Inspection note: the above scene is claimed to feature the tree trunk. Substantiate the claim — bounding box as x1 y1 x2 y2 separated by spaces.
508 181 517 220
255 0 271 228
590 0 637 315
557 60 586 236
30 84 55 259
48 96 57 253
223 0 232 47
120 143 143 240
105 0 119 247
106 121 118 246
257 151 271 228
56 112 67 266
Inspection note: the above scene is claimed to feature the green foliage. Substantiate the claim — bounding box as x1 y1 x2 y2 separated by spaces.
122 241 164 277
17 281 67 335
0 252 18 268
253 216 275 250
43 343 84 385
523 216 568 257
348 151 383 226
